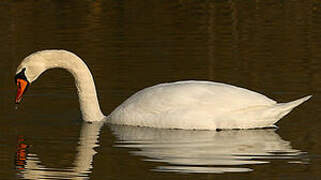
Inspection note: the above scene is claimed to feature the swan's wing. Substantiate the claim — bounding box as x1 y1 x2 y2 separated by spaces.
109 81 276 128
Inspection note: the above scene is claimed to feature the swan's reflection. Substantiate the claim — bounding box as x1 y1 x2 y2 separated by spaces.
15 122 104 180
110 125 308 173
16 123 308 178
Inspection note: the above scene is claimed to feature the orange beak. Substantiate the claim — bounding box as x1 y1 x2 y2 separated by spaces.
15 79 29 104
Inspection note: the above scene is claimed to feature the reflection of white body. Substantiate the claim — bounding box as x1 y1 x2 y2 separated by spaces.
17 122 103 180
16 50 311 129
17 124 306 176
111 125 305 173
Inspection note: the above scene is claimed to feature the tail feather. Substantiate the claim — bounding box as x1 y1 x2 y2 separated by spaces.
271 95 312 120
220 95 312 129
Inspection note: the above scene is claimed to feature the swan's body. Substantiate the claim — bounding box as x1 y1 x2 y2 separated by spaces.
15 50 311 130
109 81 310 129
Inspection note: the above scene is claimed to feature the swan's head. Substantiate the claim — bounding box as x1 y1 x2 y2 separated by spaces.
15 52 47 104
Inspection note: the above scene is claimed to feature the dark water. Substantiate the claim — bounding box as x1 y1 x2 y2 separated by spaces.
0 0 321 179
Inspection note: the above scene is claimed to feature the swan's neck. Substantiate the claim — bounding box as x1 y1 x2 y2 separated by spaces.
38 50 105 121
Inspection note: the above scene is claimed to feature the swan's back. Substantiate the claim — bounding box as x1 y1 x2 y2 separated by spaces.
109 81 278 129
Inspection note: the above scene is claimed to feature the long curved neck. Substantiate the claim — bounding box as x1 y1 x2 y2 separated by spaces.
38 50 105 121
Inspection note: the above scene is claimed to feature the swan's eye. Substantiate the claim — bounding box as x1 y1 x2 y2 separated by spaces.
15 68 27 84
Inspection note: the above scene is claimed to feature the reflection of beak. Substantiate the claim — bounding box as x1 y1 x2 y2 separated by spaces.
15 79 29 104
15 135 28 170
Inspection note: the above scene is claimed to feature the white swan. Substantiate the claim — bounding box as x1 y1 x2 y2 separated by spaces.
15 50 311 130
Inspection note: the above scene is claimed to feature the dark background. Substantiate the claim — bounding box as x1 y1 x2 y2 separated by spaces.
0 1 320 179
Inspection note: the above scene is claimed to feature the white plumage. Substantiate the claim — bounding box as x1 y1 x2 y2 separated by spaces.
109 80 311 129
16 50 311 130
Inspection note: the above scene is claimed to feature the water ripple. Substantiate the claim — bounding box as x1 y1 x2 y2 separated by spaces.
111 125 307 173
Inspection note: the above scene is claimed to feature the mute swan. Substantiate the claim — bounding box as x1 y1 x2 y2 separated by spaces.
15 50 311 130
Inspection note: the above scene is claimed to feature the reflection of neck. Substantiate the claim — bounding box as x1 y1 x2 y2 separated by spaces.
18 122 103 179
73 122 103 174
